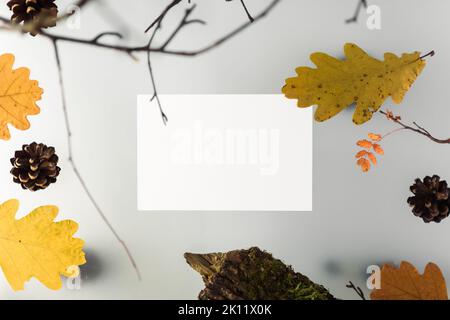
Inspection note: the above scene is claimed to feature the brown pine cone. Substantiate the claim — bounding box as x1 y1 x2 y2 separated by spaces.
10 142 61 192
7 0 58 36
407 175 450 223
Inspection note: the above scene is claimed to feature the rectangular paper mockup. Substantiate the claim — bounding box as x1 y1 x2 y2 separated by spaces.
137 95 312 211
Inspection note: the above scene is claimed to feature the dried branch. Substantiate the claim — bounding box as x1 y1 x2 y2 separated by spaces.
2 0 280 56
0 0 280 122
145 0 183 33
146 3 207 123
239 0 254 22
346 0 368 23
346 281 366 300
225 0 254 22
51 39 141 280
379 110 450 144
0 0 281 281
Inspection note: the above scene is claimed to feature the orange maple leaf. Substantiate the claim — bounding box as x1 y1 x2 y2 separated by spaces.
371 261 448 300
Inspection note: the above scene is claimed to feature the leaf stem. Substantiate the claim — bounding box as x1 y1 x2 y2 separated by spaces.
420 50 435 60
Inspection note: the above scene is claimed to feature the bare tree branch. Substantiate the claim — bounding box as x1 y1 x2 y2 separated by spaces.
0 0 281 282
346 0 368 23
239 0 254 22
380 110 450 144
0 0 280 56
346 281 366 300
145 0 183 33
51 39 142 281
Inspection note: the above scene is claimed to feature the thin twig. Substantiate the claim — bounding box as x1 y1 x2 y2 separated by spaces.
381 127 406 140
145 5 169 125
51 39 142 281
346 0 368 23
159 5 206 51
145 0 183 33
91 31 123 42
380 110 450 144
239 0 254 22
0 0 280 57
165 0 280 56
144 3 205 124
346 281 366 300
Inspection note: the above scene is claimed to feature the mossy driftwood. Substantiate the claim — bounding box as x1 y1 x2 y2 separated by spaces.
184 247 335 300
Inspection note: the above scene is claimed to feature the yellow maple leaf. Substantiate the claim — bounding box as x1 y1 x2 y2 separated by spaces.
0 199 86 291
0 53 43 140
371 261 448 300
282 43 426 124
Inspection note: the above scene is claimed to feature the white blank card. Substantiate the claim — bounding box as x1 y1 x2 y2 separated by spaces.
137 95 312 211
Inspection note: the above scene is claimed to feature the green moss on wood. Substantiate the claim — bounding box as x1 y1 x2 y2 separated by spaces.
184 247 335 300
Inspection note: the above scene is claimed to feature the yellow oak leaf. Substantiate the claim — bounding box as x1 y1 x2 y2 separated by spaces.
282 43 426 125
0 199 86 291
0 53 43 140
371 261 448 300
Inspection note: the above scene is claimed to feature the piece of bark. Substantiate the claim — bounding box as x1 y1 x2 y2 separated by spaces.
184 247 335 300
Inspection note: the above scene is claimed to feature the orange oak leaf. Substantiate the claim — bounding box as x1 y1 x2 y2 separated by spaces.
373 143 384 155
371 261 448 300
0 53 43 140
357 158 370 172
367 152 377 165
356 139 373 149
368 133 382 141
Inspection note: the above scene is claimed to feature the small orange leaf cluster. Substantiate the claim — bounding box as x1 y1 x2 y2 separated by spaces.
355 133 384 172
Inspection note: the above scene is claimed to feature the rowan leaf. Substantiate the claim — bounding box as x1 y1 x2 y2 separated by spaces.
282 43 426 124
357 139 373 149
367 152 377 165
0 53 43 140
373 143 384 155
0 199 86 291
368 133 382 141
357 158 370 172
355 150 368 158
371 261 448 300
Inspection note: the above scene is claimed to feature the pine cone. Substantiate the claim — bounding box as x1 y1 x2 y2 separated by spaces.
7 0 58 36
407 175 450 223
10 142 61 192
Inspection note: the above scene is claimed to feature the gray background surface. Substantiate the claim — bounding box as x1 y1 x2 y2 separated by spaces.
0 0 449 299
